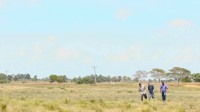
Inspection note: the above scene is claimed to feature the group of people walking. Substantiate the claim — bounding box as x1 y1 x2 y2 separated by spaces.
138 81 168 101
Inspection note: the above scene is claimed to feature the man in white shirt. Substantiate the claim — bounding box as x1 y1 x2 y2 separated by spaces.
138 83 147 101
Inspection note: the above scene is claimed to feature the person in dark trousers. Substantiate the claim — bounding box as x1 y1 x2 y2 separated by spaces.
138 83 147 101
160 81 168 101
148 82 154 100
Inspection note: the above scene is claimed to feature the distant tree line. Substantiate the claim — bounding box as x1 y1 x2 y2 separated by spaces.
72 75 132 84
0 73 38 83
133 67 200 85
0 66 199 84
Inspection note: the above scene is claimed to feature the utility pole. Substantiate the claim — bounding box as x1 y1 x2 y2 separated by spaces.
92 66 97 83
5 70 8 83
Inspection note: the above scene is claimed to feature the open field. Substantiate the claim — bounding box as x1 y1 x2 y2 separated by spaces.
0 82 200 112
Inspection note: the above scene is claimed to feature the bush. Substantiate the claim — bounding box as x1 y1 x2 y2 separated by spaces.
192 73 200 82
181 77 192 82
0 80 6 83
76 76 95 84
49 74 67 83
0 73 7 83
0 103 7 112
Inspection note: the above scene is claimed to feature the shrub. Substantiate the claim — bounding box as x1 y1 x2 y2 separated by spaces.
77 76 95 84
64 99 70 104
90 99 96 103
0 103 7 112
181 77 191 82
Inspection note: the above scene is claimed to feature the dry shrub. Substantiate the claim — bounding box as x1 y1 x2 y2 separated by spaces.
1 103 7 112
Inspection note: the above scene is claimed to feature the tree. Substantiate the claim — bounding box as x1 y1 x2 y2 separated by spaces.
72 77 78 82
77 76 95 84
7 75 13 81
123 76 131 82
57 75 67 83
33 75 38 81
49 74 67 83
150 68 166 83
13 73 32 81
25 74 31 79
192 73 200 82
49 74 58 83
168 67 191 85
112 76 118 82
133 70 148 82
118 76 122 82
0 73 7 83
133 77 139 82
181 77 192 82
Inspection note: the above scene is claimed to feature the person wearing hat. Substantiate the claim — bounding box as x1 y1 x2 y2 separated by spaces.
138 83 147 101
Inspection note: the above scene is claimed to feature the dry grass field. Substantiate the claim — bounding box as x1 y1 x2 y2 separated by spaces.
0 82 200 112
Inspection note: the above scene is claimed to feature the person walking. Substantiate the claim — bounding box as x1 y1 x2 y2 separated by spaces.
138 83 147 101
160 81 168 101
148 82 154 100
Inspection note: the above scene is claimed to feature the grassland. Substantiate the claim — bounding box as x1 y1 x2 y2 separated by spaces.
0 82 200 112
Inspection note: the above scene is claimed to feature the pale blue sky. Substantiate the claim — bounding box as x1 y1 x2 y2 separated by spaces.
0 0 200 78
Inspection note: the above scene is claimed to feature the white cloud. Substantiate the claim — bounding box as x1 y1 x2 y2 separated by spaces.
1 0 40 7
57 48 78 60
0 0 4 7
150 50 164 61
19 0 39 4
17 49 28 57
16 44 45 64
56 47 93 63
164 47 200 64
169 19 193 28
116 9 132 20
31 44 44 61
176 47 198 63
46 36 57 43
106 45 144 62
107 53 130 62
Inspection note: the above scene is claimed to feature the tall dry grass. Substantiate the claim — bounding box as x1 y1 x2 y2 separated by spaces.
0 82 199 112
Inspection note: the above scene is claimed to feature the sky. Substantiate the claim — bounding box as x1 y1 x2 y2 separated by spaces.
0 0 200 78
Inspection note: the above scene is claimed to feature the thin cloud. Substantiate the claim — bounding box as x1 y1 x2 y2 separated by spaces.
6 0 40 6
176 47 197 63
56 48 93 63
19 0 39 4
46 36 57 43
0 0 4 7
164 47 200 64
31 44 44 61
169 19 193 28
106 45 144 62
17 49 28 57
57 48 77 60
150 50 164 61
16 44 45 65
116 9 132 20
